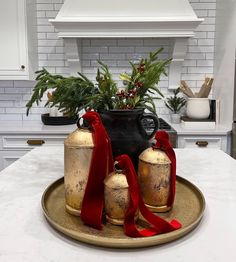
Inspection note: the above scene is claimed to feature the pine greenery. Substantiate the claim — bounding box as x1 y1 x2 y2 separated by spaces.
26 48 172 116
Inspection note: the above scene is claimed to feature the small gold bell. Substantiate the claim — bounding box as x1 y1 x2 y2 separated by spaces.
104 165 138 225
138 147 172 212
64 127 94 216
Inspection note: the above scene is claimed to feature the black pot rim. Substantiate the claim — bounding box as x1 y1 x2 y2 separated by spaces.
98 108 144 114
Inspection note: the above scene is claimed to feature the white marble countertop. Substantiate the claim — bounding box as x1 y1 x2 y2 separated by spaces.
0 118 232 136
0 121 77 134
0 146 236 262
162 117 231 135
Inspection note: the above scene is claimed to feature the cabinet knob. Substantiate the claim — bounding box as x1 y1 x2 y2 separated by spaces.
196 141 208 147
21 65 25 70
27 139 45 146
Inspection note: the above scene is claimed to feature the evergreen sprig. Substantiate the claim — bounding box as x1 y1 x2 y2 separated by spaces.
26 48 172 116
26 68 96 116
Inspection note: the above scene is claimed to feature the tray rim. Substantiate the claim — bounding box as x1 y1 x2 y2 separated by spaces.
41 176 205 248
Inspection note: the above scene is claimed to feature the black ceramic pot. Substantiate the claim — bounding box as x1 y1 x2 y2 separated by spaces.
99 109 159 169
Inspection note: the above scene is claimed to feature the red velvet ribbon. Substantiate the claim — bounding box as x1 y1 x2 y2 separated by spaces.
80 111 114 230
116 153 181 237
153 131 176 207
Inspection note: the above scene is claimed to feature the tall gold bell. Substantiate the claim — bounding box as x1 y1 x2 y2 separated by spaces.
64 127 94 216
104 168 138 225
138 147 172 212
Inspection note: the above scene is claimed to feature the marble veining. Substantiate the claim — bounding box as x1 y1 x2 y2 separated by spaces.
0 147 236 262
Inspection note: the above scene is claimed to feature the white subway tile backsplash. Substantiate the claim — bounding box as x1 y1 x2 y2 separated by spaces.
83 46 109 53
0 0 216 120
109 47 135 53
0 94 22 101
0 101 14 107
0 114 22 121
46 32 59 39
37 11 46 18
188 46 214 53
37 32 47 39
188 67 213 74
208 10 216 17
37 4 54 11
186 53 206 60
198 39 214 46
100 53 126 60
55 47 64 53
207 32 215 38
4 88 30 94
191 3 216 9
118 39 143 46
14 81 36 88
47 53 65 60
197 24 215 32
181 74 206 81
22 114 41 121
206 53 214 59
197 60 214 66
195 10 208 17
91 39 117 46
5 108 28 114
194 31 207 39
39 60 65 67
37 25 55 33
38 39 63 47
38 46 55 54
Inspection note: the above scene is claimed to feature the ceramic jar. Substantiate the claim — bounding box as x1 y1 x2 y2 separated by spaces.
186 98 210 119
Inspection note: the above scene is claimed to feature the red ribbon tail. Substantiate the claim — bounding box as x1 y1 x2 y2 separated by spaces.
116 154 182 238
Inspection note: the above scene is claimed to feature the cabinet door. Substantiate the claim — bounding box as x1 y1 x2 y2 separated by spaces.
0 0 28 79
0 150 29 171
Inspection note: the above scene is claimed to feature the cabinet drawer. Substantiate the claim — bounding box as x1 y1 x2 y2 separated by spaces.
0 135 67 150
178 136 222 149
0 150 29 171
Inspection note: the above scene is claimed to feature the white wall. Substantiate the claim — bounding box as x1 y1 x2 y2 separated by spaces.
0 0 216 121
213 0 236 127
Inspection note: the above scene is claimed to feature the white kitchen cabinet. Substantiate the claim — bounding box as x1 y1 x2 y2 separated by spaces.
0 133 68 171
177 134 231 154
0 0 38 80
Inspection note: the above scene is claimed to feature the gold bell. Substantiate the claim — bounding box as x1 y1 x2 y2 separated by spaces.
104 166 138 226
138 147 172 213
64 127 94 216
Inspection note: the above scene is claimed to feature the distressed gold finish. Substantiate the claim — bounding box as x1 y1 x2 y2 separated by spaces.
138 147 172 212
104 170 138 225
64 128 94 216
41 176 205 248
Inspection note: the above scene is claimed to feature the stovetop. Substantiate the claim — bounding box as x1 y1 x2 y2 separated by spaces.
142 117 175 132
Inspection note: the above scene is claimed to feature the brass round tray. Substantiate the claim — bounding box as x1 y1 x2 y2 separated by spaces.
41 176 205 248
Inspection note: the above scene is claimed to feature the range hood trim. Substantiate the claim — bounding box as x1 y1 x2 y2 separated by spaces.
50 0 203 89
50 19 203 38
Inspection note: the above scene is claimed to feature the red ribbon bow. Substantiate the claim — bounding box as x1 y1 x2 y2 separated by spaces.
80 111 114 229
153 131 176 207
116 154 181 237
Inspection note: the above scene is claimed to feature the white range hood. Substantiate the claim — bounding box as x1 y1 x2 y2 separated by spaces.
50 0 203 88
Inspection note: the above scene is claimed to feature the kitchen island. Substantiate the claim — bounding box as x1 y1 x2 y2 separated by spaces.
0 147 236 262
